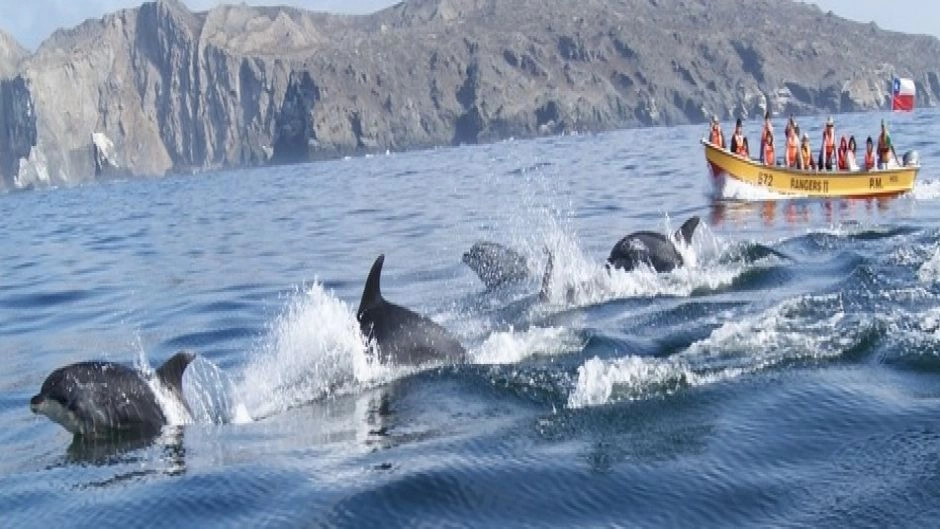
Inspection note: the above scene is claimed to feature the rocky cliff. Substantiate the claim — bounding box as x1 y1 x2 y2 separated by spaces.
2 0 940 189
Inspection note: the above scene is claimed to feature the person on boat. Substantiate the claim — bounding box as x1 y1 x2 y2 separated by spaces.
818 116 836 170
763 132 775 167
846 136 860 171
785 125 800 168
864 136 876 170
730 118 748 157
759 111 773 163
709 115 725 148
877 119 896 169
837 136 848 171
799 133 815 171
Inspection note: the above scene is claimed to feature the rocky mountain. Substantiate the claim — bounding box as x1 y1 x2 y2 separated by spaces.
1 0 940 189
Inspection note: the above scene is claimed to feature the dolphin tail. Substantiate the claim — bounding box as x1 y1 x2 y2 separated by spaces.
539 247 554 301
156 350 196 399
674 216 701 245
359 254 385 317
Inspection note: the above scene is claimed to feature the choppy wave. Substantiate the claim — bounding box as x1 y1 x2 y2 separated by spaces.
568 293 867 408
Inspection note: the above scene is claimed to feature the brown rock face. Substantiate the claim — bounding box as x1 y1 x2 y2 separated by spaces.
2 0 940 189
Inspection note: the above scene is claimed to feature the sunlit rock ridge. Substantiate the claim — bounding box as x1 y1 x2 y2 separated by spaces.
1 0 939 189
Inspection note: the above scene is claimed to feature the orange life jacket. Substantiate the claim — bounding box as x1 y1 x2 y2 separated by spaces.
786 135 799 167
710 126 724 148
822 130 835 158
764 144 775 166
865 150 875 170
733 133 747 156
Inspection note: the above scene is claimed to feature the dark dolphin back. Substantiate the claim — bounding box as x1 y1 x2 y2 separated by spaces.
607 231 683 272
462 241 529 289
357 254 467 365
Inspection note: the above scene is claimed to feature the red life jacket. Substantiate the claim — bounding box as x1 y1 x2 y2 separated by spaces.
865 150 875 170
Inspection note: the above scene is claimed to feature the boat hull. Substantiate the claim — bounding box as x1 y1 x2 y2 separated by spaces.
703 139 918 199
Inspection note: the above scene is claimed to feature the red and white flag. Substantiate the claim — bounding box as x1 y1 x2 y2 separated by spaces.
892 77 916 112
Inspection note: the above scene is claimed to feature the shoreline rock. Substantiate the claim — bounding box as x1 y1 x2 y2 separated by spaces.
1 0 939 190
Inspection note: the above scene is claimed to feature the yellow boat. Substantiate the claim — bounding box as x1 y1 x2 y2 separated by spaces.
702 139 919 199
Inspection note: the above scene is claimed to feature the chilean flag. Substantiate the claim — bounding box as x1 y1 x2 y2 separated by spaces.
892 77 916 112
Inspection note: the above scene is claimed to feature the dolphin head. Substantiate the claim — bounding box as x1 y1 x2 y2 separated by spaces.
30 368 88 435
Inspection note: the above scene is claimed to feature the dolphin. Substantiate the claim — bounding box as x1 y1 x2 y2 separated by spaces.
462 241 530 289
30 351 196 438
607 216 701 273
357 254 467 365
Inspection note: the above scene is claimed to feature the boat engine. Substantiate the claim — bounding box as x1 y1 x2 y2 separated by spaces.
903 150 920 167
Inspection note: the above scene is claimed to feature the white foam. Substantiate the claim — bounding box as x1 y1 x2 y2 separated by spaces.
912 179 940 200
472 325 583 365
234 281 405 419
567 294 854 408
917 248 940 283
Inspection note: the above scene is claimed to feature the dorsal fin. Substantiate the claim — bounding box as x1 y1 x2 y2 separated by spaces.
674 216 700 244
155 350 196 395
539 247 554 301
358 254 385 317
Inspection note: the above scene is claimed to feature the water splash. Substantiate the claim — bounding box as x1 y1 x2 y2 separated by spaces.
234 281 408 419
540 218 741 308
472 325 584 365
130 340 194 427
912 179 940 200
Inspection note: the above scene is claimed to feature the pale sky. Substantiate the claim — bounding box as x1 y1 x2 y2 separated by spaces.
1 0 938 51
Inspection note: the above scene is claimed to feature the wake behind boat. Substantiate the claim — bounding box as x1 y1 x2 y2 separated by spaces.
703 138 919 199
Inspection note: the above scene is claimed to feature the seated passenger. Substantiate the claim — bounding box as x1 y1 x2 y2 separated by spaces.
799 133 815 171
864 136 876 170
837 136 848 171
730 118 748 157
760 111 773 163
877 120 895 169
846 136 859 171
786 126 800 168
709 115 725 148
763 132 775 166
819 116 836 170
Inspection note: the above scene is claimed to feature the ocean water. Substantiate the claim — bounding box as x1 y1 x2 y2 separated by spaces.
3 109 940 527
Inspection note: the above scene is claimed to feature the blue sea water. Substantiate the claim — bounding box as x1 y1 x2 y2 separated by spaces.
3 109 940 527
